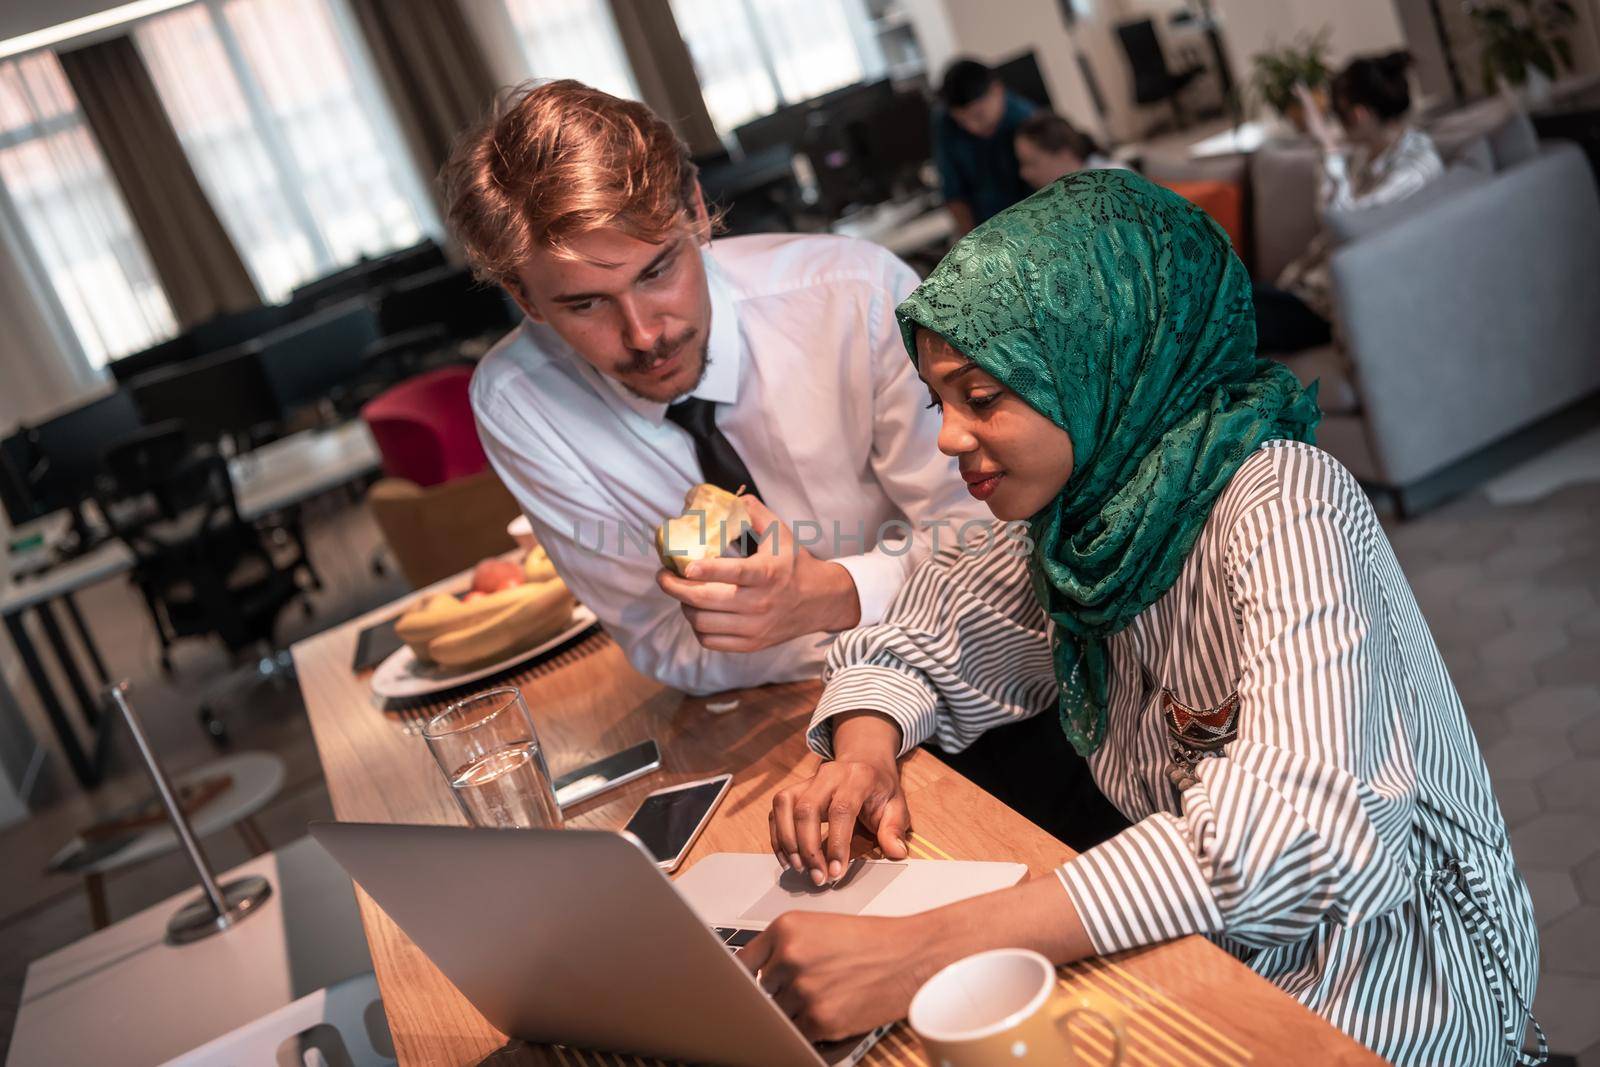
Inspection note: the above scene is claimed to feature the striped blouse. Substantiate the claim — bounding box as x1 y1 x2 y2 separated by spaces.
807 442 1542 1067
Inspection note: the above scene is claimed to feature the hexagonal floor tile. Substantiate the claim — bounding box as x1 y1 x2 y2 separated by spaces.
1510 812 1600 868
1512 587 1598 631
1506 686 1600 736
1575 717 1600 758
1409 562 1486 609
1569 607 1600 641
1536 646 1600 688
1482 627 1571 670
1488 736 1585 783
1536 762 1600 812
1532 972 1600 1058
1540 906 1600 976
1510 510 1594 546
1468 709 1512 750
1485 542 1568 578
1496 779 1544 829
1524 867 1582 928
1454 667 1543 713
1459 580 1541 614
1429 611 1512 663
1577 853 1600 904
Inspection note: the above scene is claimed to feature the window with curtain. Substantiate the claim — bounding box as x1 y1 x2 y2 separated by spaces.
0 53 176 367
668 0 886 133
498 0 638 100
135 0 435 303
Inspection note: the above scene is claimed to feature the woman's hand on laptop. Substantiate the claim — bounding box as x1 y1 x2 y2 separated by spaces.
738 877 1099 1042
738 911 930 1041
770 711 909 886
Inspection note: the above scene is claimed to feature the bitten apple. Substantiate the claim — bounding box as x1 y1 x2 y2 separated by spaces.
656 484 749 576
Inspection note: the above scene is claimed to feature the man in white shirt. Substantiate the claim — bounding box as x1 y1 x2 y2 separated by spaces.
444 79 985 695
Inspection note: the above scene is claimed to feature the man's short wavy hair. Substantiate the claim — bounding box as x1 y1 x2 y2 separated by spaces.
442 79 706 287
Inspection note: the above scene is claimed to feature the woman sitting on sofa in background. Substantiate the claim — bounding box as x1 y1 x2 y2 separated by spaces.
1255 50 1444 354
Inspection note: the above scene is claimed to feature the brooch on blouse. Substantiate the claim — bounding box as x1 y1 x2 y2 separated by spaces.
1161 689 1240 791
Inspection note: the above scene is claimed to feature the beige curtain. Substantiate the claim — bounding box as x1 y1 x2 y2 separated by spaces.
347 0 500 213
57 36 261 328
606 0 722 156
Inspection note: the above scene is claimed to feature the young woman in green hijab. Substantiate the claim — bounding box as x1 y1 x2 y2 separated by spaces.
740 171 1541 1067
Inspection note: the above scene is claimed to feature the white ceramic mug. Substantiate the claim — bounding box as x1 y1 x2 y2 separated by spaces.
909 948 1125 1066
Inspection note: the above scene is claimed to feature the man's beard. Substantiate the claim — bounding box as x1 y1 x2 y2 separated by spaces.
619 329 709 401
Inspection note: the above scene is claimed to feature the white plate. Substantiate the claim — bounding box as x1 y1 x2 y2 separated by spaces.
370 605 598 701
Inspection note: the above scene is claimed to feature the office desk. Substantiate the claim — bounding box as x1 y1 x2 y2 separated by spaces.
231 420 381 522
7 837 373 1067
1 540 134 786
2 422 381 788
294 575 1384 1066
832 195 954 259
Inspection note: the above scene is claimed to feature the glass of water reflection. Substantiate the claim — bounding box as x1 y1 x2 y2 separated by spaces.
422 688 563 829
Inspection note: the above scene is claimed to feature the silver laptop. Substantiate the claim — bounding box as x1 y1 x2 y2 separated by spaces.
311 821 1024 1067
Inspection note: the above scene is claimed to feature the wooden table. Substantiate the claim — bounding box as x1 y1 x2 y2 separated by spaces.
294 577 1384 1067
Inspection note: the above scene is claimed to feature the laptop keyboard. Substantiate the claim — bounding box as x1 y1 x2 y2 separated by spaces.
711 926 760 950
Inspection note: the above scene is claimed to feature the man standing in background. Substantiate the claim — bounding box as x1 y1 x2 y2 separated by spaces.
932 59 1037 236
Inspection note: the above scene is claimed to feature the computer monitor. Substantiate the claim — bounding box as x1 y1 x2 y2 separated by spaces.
0 429 41 528
16 390 147 541
188 302 293 354
733 79 894 161
800 80 908 218
107 332 198 387
857 89 934 194
376 266 515 340
817 77 895 119
995 50 1053 110
130 346 281 450
289 239 446 310
255 299 381 414
733 101 813 158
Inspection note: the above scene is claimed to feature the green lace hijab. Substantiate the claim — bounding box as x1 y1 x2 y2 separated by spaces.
897 170 1320 755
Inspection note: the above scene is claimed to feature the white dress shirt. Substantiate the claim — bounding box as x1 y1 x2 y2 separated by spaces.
472 233 987 695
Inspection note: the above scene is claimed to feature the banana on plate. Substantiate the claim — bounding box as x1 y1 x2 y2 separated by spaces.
427 579 577 669
523 544 558 583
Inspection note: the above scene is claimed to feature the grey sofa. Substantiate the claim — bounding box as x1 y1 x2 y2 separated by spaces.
1152 103 1600 512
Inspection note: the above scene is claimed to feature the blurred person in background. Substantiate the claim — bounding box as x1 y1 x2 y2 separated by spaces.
1255 51 1444 354
1014 112 1124 188
932 58 1036 236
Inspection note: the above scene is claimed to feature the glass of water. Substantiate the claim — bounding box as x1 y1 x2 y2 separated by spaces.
422 688 563 829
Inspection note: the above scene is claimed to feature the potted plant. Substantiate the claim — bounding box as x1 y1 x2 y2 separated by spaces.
1468 0 1576 106
1250 30 1331 132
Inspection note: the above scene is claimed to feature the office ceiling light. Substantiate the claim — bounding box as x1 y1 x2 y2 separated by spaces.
0 0 192 61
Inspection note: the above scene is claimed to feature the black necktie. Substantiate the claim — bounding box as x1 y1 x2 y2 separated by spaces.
664 397 763 503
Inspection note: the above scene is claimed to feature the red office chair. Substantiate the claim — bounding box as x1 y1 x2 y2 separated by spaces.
360 365 520 588
359 365 487 488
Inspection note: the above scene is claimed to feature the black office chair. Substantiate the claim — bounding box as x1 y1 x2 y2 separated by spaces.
1116 18 1203 129
96 425 306 742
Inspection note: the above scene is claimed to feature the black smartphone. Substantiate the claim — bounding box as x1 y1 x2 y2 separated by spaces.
622 773 733 873
551 739 662 810
351 616 405 672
